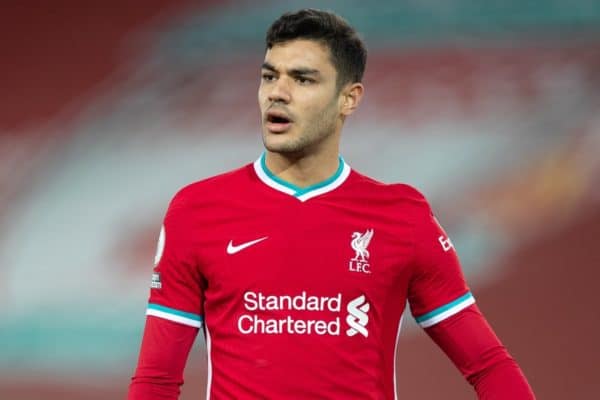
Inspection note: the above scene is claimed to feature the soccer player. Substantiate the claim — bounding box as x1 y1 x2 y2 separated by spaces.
128 9 535 399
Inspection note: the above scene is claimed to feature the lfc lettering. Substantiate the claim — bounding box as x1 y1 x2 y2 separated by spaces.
349 260 371 274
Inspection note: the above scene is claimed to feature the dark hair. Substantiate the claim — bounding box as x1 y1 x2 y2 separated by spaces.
265 9 367 88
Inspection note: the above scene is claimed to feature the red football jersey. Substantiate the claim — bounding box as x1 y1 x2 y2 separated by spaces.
146 154 474 399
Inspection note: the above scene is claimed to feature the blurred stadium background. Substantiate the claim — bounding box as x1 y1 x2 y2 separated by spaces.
1 1 599 399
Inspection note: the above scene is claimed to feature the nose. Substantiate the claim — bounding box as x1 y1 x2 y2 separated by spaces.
268 77 291 104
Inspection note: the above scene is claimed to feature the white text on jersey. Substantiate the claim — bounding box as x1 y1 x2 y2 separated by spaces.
438 235 454 252
238 291 370 337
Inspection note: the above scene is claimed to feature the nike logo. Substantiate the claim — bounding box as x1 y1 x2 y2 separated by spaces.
227 237 268 254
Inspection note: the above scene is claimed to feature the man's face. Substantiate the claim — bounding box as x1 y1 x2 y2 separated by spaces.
258 39 343 155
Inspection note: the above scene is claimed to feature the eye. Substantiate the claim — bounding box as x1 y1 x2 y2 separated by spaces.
262 73 275 82
296 76 314 85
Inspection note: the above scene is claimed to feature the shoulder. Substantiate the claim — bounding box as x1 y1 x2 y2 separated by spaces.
349 169 432 213
168 164 253 213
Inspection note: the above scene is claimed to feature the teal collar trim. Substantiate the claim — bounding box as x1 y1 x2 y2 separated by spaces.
253 153 351 202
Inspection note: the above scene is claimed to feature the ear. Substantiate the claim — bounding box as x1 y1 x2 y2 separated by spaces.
339 82 364 117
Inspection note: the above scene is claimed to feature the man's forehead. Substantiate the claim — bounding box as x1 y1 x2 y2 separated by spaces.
263 40 335 72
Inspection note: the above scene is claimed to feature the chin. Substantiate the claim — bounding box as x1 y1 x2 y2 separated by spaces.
263 131 290 148
263 137 303 155
264 140 291 153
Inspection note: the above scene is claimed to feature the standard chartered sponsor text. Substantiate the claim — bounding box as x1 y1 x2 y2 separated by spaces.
239 291 342 335
238 314 340 335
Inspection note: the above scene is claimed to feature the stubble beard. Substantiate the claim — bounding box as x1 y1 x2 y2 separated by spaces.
262 102 339 156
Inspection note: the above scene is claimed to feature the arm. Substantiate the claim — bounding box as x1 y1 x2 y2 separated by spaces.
128 190 205 399
426 304 535 399
403 187 534 398
128 317 198 400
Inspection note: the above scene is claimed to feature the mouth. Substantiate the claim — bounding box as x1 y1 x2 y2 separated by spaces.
265 110 293 133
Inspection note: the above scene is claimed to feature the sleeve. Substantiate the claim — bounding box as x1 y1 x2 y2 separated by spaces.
146 194 205 328
407 198 474 328
128 192 205 400
426 304 536 399
128 317 198 400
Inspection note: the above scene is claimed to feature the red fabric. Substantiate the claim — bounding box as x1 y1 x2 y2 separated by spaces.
426 304 535 399
128 163 534 398
128 301 536 400
128 316 198 400
131 164 477 399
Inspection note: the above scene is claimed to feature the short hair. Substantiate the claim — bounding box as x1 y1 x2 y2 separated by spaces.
265 9 367 88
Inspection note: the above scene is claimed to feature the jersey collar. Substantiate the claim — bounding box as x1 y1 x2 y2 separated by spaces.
253 153 351 202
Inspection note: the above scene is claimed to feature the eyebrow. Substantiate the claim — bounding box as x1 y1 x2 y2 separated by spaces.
261 62 321 76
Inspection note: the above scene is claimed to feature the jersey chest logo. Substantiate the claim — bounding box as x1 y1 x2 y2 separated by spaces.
227 236 269 254
349 229 374 274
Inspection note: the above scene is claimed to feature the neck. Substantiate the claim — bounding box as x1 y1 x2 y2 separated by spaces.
264 147 341 188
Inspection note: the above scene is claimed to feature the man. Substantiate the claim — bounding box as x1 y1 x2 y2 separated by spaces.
128 9 535 399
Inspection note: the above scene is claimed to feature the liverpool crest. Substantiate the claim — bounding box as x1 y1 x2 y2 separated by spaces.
349 229 374 274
